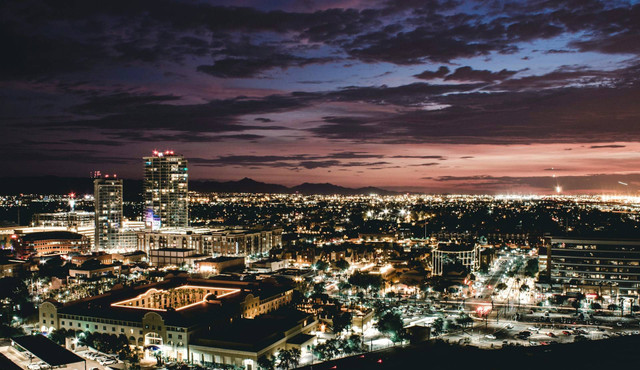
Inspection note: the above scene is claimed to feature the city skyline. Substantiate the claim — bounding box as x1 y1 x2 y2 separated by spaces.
3 0 640 194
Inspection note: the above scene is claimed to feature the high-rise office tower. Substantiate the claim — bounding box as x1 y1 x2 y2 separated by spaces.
94 176 123 251
143 150 189 229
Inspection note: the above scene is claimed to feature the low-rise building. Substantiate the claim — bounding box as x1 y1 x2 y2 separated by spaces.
189 309 317 369
71 252 123 266
250 258 287 272
39 277 297 366
32 211 94 228
351 308 374 333
195 256 245 274
69 264 120 279
123 250 147 264
137 227 282 257
148 248 205 268
0 257 26 278
14 231 90 259
1 225 95 250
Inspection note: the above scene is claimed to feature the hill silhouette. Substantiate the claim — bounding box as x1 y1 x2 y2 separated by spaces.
0 176 397 200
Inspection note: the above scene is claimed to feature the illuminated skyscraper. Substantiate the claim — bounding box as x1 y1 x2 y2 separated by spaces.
94 176 123 250
143 150 189 228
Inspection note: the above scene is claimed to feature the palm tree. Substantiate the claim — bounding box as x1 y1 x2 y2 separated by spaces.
258 355 276 370
455 313 474 331
277 348 301 370
431 317 444 336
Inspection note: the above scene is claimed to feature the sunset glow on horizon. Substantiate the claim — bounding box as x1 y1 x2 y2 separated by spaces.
3 0 640 194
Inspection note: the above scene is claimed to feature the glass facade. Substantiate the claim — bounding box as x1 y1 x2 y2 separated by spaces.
94 178 123 251
143 151 189 228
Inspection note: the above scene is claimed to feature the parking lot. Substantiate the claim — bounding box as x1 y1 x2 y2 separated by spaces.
75 348 121 369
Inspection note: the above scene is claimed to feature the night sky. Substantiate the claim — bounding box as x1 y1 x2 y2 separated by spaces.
3 0 640 194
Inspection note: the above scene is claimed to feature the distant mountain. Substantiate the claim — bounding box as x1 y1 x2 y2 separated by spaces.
0 176 398 198
290 182 397 195
190 177 289 194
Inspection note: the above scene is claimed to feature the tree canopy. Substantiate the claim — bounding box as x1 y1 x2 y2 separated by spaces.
348 272 383 290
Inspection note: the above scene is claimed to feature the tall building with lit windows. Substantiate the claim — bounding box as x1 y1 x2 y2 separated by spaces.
143 150 189 229
94 176 123 251
541 236 640 297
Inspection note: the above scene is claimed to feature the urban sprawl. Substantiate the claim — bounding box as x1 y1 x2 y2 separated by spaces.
2 151 640 370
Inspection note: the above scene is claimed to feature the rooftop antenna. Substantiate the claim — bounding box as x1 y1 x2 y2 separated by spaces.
69 192 76 212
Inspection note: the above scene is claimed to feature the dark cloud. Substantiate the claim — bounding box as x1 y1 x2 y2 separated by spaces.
308 82 640 144
3 0 640 188
254 117 273 122
391 155 445 159
408 162 439 167
197 55 333 78
297 80 340 84
11 61 640 148
324 82 485 106
191 155 307 167
590 144 626 149
0 147 134 165
72 92 181 115
492 66 617 90
571 32 640 55
346 27 501 64
49 93 311 133
544 49 574 54
299 160 389 169
0 22 107 80
414 66 450 80
298 160 342 169
2 0 640 84
326 151 385 159
444 66 518 82
190 154 389 170
308 116 387 140
417 66 519 82
104 131 267 143
65 139 124 146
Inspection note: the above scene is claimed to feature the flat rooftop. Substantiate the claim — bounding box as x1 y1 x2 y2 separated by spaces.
191 309 312 351
111 284 240 311
436 243 476 252
12 335 84 367
197 256 244 263
55 277 289 327
546 236 640 245
0 353 22 370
